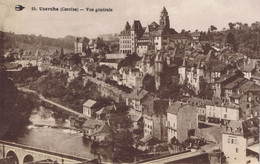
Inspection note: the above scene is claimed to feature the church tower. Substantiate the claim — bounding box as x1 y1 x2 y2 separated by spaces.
159 7 170 29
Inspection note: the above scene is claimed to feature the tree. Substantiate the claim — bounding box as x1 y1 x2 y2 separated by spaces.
198 78 213 99
113 130 135 162
226 32 238 52
228 22 235 30
121 53 141 67
60 47 64 57
142 74 156 92
210 25 217 32
0 69 36 139
70 53 81 65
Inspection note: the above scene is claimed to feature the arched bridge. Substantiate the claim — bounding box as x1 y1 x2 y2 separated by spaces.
0 140 96 164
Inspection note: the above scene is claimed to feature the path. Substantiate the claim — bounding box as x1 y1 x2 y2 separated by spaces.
18 87 86 118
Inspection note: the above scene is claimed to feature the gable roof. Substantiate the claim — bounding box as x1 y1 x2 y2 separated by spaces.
248 83 260 92
91 124 112 136
226 117 259 138
96 107 105 115
237 81 255 92
82 119 104 129
128 88 149 100
166 101 183 115
215 72 238 84
243 117 259 138
252 71 260 80
241 61 255 72
223 77 247 89
83 99 97 108
71 65 81 72
130 114 142 122
187 97 211 108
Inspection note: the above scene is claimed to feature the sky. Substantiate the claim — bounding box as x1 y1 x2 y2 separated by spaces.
0 0 259 38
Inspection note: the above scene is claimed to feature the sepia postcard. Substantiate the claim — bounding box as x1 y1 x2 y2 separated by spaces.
0 0 259 163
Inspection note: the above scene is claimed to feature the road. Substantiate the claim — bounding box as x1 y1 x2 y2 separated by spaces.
18 87 86 118
140 151 205 164
40 97 85 117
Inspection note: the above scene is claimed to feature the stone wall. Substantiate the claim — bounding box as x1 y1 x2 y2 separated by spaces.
83 76 129 103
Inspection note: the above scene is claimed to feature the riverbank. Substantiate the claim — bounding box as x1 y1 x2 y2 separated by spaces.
28 124 84 134
0 121 10 139
18 86 86 117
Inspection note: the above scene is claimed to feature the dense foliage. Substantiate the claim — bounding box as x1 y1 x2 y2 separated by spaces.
9 66 43 84
0 68 37 139
29 73 102 112
142 74 156 93
207 21 260 54
0 31 75 50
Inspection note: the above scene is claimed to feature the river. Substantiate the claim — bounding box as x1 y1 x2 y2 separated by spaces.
3 106 113 162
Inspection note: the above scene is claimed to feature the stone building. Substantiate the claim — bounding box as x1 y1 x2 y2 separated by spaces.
166 101 198 143
75 37 89 54
222 117 259 164
119 7 191 56
142 99 169 141
119 21 144 54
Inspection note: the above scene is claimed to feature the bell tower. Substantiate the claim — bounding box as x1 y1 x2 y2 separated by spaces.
159 7 170 29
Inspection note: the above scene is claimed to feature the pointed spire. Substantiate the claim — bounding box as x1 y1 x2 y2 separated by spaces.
205 49 214 62
125 21 131 30
35 49 40 57
197 57 202 69
144 26 149 33
142 54 147 61
161 6 168 14
155 53 162 62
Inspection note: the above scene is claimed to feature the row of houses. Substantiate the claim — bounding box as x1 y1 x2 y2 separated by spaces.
70 99 115 142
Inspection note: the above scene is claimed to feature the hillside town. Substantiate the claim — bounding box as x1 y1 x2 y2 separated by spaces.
0 6 259 164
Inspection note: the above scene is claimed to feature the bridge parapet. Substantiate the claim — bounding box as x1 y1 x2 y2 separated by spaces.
0 140 90 164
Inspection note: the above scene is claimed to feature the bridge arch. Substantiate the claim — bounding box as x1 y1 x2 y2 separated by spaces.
23 154 34 163
6 150 19 164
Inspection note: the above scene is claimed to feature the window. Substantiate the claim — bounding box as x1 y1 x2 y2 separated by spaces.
228 138 230 143
231 139 234 144
236 148 238 153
